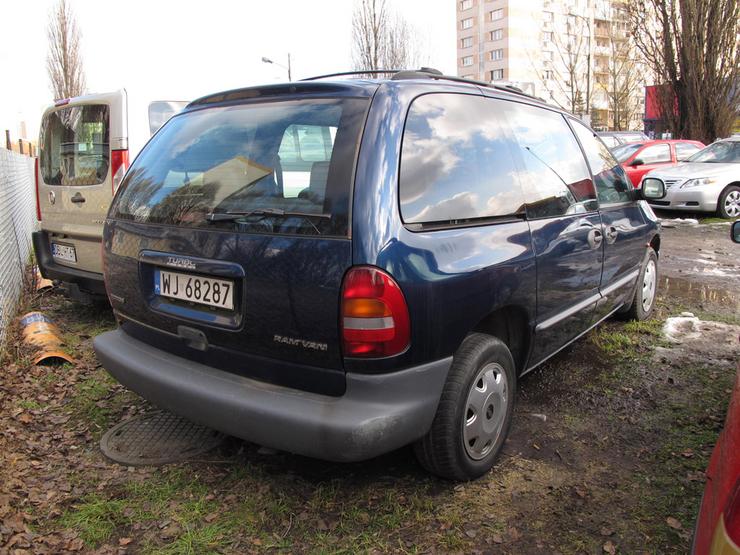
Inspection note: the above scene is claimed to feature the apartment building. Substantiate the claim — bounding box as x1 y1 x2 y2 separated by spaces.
456 0 646 130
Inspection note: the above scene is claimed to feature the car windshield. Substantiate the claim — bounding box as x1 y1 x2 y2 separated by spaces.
612 143 644 163
686 141 740 163
110 97 369 236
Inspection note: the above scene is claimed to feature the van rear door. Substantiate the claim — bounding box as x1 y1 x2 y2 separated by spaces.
37 89 128 275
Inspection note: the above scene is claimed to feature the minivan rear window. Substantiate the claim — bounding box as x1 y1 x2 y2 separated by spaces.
111 98 368 237
39 104 110 186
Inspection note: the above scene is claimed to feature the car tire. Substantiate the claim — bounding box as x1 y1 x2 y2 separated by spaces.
619 247 658 321
414 333 516 481
717 185 740 219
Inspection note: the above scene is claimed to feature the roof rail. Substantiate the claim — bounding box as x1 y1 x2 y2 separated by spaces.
300 69 401 81
301 67 545 102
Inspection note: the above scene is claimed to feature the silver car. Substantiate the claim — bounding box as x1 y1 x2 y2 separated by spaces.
644 137 740 218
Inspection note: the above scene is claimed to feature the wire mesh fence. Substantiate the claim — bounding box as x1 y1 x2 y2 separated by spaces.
0 150 37 344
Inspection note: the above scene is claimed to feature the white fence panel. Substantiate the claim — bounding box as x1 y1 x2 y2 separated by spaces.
0 150 37 344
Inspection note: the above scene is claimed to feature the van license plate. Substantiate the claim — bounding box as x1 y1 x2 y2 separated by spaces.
51 243 76 262
154 269 234 310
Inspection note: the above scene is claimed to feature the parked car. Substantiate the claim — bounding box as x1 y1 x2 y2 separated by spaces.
643 138 740 219
93 69 665 480
598 131 649 149
692 223 740 553
612 139 705 188
33 90 129 302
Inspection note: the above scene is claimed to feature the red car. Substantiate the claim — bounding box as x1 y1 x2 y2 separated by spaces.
611 139 705 187
693 223 740 555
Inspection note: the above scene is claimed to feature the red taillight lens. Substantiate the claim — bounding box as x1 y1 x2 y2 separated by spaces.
34 157 41 221
110 149 129 194
341 266 410 357
725 477 740 545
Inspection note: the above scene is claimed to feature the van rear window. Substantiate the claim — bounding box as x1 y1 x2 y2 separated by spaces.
110 98 368 237
39 104 110 186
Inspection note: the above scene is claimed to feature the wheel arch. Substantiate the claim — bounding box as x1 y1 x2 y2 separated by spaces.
470 305 531 376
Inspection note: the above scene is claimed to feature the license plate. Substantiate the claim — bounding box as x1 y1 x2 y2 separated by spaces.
51 243 76 262
154 269 234 310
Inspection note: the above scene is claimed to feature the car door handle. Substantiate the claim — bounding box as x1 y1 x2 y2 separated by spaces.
70 193 86 204
605 226 618 244
588 228 603 249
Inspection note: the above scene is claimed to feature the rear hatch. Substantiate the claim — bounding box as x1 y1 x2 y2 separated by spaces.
38 90 128 274
105 91 370 391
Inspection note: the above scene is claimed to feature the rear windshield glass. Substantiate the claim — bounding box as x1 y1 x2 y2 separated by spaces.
39 104 110 186
111 98 368 237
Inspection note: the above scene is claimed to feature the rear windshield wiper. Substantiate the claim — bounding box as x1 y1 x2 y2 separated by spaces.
205 208 331 222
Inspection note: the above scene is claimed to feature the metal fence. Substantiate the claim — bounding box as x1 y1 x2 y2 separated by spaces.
0 150 36 344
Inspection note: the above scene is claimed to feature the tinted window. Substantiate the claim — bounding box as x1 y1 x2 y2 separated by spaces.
638 143 671 164
111 98 368 237
399 93 525 225
675 142 701 161
571 120 632 204
39 104 110 186
502 102 596 219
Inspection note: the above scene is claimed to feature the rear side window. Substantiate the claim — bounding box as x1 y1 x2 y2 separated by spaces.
675 142 701 161
111 98 368 237
39 104 110 186
399 93 525 226
571 120 632 204
501 102 596 219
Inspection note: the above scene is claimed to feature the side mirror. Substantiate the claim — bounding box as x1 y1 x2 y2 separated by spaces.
631 158 645 167
641 177 666 200
732 221 740 244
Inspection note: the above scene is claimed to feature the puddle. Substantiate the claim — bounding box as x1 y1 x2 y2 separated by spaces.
661 276 739 318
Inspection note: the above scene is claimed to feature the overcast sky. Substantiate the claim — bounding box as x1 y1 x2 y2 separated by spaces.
0 0 456 155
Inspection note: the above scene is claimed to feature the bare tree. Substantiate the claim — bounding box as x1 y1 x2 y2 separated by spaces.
600 5 642 130
529 13 590 116
627 0 739 142
46 0 86 100
351 0 420 71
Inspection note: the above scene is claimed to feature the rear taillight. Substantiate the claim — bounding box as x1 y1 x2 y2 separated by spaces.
34 157 41 221
111 149 129 193
341 266 410 357
725 477 740 546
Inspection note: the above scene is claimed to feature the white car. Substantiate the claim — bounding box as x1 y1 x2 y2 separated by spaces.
643 137 740 218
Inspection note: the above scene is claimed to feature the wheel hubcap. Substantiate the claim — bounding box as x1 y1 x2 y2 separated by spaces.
641 259 656 312
725 191 740 218
463 363 508 460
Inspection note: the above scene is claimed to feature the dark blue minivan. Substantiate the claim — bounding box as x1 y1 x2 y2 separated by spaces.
94 70 665 480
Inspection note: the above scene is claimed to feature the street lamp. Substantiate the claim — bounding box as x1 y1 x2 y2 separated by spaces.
261 54 292 82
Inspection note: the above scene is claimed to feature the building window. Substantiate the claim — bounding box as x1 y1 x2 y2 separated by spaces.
544 51 553 61
491 69 504 80
490 8 503 21
461 36 473 48
460 0 472 10
544 70 554 80
490 28 503 41
461 17 473 29
543 11 553 21
462 56 473 67
543 31 553 42
490 49 503 61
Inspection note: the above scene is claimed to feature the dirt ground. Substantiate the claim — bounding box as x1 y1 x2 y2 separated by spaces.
0 221 738 554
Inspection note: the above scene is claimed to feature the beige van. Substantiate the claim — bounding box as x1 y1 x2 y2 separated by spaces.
33 90 128 301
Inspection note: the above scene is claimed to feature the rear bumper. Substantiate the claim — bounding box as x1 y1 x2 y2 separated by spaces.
94 329 451 462
32 231 106 295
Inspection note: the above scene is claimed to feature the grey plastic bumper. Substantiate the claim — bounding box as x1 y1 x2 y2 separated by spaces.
32 231 106 295
94 329 451 462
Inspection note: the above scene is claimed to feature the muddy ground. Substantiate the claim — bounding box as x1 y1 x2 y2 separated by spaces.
0 221 738 554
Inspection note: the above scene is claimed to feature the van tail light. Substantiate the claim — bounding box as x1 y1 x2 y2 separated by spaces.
341 266 410 357
111 149 129 193
725 477 740 546
34 157 42 221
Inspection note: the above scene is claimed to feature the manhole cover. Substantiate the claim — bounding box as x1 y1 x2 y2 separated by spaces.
100 410 225 466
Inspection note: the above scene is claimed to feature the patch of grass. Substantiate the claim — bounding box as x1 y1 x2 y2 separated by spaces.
60 494 126 545
17 398 42 410
699 216 735 225
149 522 231 555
